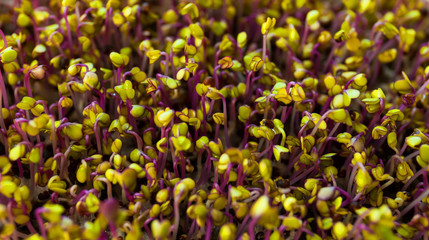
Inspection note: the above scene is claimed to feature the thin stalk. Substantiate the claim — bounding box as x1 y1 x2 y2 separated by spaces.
116 66 122 84
93 120 102 154
213 65 221 89
318 122 341 154
262 34 267 64
399 187 429 218
172 191 183 240
50 115 57 155
24 72 33 97
380 177 394 190
301 23 309 51
63 7 73 55
402 165 428 191
197 149 211 186
35 208 47 239
347 163 358 194
97 177 113 199
220 163 233 190
125 130 143 150
310 110 331 136
290 165 316 185
244 71 254 103
346 210 370 240
415 78 429 96
248 216 260 240
220 95 231 147
237 215 250 236
179 151 186 178
0 67 9 108
204 218 212 240
201 96 208 134
161 52 169 76
0 90 7 154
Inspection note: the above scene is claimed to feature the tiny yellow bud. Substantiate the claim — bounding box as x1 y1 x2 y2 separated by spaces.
85 193 99 213
172 39 186 53
111 139 122 153
332 222 348 239
17 13 31 27
110 52 129 67
76 161 89 183
213 113 225 125
378 48 397 63
155 108 174 127
219 223 236 240
146 50 162 64
261 17 276 35
259 159 272 181
306 10 319 25
250 195 269 217
29 148 41 164
0 47 18 63
249 56 263 72
83 72 99 90
9 144 26 161
0 180 17 198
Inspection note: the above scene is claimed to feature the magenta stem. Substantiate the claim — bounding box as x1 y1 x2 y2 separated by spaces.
0 67 9 108
35 208 47 238
220 96 231 147
63 7 73 55
93 120 102 154
24 72 33 97
248 216 259 240
179 151 186 178
204 218 212 240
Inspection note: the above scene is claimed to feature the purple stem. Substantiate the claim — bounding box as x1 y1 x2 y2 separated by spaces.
401 164 428 191
116 66 122 84
202 96 208 134
197 149 212 186
220 95 231 147
179 151 186 178
24 72 33 97
237 214 250 236
336 186 351 207
109 222 118 239
35 208 47 238
155 74 172 106
244 71 254 103
290 165 316 185
172 191 183 240
248 216 259 240
161 52 169 76
93 120 102 154
400 187 429 218
301 23 309 50
204 218 212 240
0 68 9 108
220 163 233 190
213 65 221 89
143 217 154 239
64 7 73 55
125 130 143 150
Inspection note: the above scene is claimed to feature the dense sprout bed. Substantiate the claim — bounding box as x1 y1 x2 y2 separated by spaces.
2 0 429 239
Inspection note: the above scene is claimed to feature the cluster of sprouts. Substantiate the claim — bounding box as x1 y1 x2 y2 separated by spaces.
2 0 429 239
